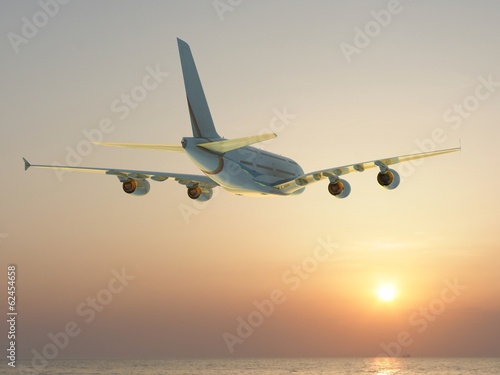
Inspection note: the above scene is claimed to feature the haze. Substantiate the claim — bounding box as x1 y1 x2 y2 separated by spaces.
0 0 499 360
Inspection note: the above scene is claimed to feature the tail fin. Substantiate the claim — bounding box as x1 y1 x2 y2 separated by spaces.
177 38 220 139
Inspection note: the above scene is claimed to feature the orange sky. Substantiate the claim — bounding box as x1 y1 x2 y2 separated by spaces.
0 0 499 363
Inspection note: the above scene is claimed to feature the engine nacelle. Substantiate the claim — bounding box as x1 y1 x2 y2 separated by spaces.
328 178 351 199
377 169 400 190
187 186 213 202
122 179 150 196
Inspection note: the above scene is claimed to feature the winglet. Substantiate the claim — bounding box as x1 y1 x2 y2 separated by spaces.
23 158 31 171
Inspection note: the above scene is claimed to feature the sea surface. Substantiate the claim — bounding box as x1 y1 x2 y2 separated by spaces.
1 357 499 375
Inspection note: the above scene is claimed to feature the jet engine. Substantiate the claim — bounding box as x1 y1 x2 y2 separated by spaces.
122 179 150 196
187 186 213 202
328 178 351 199
377 169 400 190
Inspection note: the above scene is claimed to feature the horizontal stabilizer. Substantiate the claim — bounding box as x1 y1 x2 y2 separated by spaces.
197 133 277 153
93 142 184 152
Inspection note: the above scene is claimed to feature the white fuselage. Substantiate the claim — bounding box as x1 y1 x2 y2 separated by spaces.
182 137 305 196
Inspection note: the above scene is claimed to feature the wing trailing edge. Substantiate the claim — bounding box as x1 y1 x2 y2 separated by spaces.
93 142 184 152
274 146 461 190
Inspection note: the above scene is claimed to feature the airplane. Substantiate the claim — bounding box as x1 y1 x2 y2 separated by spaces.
23 38 460 201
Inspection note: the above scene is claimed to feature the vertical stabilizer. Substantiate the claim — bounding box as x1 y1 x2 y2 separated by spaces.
177 38 220 139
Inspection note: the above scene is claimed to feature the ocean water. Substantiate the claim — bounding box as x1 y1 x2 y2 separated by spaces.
1 357 499 375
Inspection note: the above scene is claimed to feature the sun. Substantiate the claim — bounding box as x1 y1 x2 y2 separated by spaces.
376 284 397 302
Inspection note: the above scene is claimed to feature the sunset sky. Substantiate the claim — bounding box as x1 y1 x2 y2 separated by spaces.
1 0 499 362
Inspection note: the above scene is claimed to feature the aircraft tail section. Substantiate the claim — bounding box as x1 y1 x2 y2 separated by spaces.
197 133 276 153
177 38 220 139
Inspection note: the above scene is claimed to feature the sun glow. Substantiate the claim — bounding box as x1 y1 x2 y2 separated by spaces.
376 284 397 302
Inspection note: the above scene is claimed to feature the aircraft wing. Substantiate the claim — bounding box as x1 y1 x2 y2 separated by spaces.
274 147 460 190
22 158 218 188
93 142 184 152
